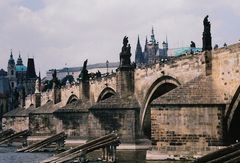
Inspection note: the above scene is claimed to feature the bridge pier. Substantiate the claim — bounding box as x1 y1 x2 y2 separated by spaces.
101 145 117 162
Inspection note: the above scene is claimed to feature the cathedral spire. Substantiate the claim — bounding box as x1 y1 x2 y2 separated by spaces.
8 49 15 65
137 35 140 45
135 35 144 65
150 26 156 44
10 49 13 58
151 26 154 35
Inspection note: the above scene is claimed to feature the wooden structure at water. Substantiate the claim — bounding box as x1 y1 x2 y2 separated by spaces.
41 132 120 163
194 142 240 163
17 132 67 152
0 129 29 146
0 129 15 141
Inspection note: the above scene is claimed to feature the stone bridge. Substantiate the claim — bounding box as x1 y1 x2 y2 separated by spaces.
25 43 240 137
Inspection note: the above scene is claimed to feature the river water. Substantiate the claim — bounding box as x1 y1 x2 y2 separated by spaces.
0 146 188 163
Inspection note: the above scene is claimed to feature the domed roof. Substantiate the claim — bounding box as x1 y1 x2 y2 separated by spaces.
16 65 27 72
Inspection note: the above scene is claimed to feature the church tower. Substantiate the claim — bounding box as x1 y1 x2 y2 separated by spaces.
144 27 159 64
135 36 144 66
26 58 37 94
162 36 168 57
7 50 17 89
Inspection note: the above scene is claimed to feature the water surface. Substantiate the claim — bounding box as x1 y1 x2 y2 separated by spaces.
0 147 188 163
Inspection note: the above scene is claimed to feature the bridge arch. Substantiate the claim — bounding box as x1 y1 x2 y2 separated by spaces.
141 75 181 139
66 94 78 105
97 87 116 102
225 85 240 143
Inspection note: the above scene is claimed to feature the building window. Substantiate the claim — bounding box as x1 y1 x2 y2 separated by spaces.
11 70 14 75
11 82 14 88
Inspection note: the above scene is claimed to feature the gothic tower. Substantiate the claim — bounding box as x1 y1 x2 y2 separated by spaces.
144 27 159 64
135 36 144 66
7 50 17 89
26 58 37 94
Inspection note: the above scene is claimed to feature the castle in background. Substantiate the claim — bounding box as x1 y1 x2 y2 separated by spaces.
135 27 168 66
0 50 37 110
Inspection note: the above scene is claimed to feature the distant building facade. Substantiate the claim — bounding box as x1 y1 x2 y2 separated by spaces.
4 50 37 108
135 27 168 66
45 62 119 81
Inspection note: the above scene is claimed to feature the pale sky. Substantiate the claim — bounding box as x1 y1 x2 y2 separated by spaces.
0 0 239 75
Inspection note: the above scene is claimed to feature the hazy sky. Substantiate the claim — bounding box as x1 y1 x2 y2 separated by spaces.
0 0 239 74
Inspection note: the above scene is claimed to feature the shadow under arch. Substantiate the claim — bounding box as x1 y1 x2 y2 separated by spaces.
97 87 116 102
141 75 181 139
225 85 240 143
66 94 78 105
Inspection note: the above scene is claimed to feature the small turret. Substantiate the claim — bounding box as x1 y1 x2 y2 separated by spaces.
16 52 23 66
162 35 168 57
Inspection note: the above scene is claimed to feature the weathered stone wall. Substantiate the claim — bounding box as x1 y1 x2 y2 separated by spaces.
89 74 117 103
0 97 8 130
2 117 29 132
211 44 240 105
54 112 88 139
116 70 134 98
88 109 139 143
151 105 225 155
134 54 205 109
61 84 80 105
29 114 58 136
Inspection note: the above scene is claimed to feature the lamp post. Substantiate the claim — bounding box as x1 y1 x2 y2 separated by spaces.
106 60 109 76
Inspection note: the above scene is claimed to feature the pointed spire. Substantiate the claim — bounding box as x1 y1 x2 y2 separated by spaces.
17 51 23 65
150 26 156 44
137 35 140 45
151 26 154 35
8 49 15 65
166 35 168 43
38 71 41 91
10 49 13 58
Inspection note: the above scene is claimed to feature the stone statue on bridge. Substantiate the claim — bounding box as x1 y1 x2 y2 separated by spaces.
190 41 196 48
79 59 89 82
202 15 212 51
119 36 132 68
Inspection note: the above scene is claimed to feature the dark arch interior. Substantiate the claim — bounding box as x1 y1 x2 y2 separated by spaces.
69 98 77 104
100 92 115 101
228 102 240 144
143 83 177 139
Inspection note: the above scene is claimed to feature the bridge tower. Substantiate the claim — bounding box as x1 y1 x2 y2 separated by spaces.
117 36 135 98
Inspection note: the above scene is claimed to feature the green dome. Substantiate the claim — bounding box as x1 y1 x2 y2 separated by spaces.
16 65 27 72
